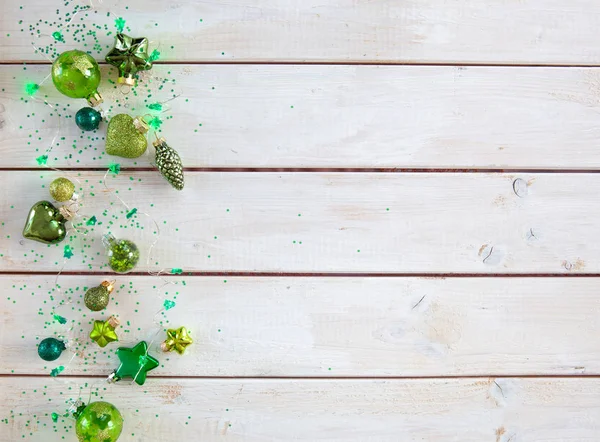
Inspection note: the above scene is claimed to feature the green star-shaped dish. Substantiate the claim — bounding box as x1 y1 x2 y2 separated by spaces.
89 319 118 348
105 33 153 86
114 341 159 385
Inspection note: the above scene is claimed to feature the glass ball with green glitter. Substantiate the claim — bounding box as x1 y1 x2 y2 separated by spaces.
75 401 123 442
49 177 75 202
51 50 103 106
76 107 102 131
103 234 140 274
38 337 66 361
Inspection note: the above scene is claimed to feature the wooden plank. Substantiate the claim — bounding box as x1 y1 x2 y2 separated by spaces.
4 0 600 64
3 377 600 441
4 64 600 169
0 171 598 273
2 275 600 377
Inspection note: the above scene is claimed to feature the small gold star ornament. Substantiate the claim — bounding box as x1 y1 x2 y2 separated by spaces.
161 326 193 355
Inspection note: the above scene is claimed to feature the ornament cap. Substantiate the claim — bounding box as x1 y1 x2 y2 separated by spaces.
87 92 103 107
152 137 167 148
118 75 136 86
101 280 116 294
107 315 120 328
133 116 149 134
160 341 169 353
58 205 75 220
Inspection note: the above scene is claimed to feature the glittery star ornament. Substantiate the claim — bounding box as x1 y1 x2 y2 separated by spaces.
113 341 159 385
161 326 193 355
89 316 119 348
105 33 153 86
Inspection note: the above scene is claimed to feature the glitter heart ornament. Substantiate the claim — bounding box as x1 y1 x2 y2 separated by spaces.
105 114 148 158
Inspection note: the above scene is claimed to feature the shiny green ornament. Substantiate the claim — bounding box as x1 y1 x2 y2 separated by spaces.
153 137 184 190
75 107 102 131
23 201 67 244
112 341 159 385
75 401 123 442
84 281 115 311
51 50 103 106
38 337 66 361
103 234 140 274
49 177 75 202
105 114 148 158
105 33 153 86
89 316 119 348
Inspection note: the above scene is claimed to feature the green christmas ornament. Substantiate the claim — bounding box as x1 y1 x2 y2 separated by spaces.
153 137 184 190
111 341 159 385
75 401 123 442
84 280 115 311
105 33 153 86
23 201 67 244
49 177 75 202
51 50 103 106
38 337 66 361
75 107 102 131
103 234 140 274
105 114 148 158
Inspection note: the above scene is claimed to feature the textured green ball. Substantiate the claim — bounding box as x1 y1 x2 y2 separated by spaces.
107 239 140 274
76 401 123 442
75 107 102 131
38 337 66 361
49 177 75 202
84 286 110 311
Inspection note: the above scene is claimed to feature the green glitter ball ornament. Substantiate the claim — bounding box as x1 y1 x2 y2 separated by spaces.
75 401 123 442
75 107 102 131
51 50 103 106
103 234 140 274
84 280 115 311
38 337 66 361
49 177 75 202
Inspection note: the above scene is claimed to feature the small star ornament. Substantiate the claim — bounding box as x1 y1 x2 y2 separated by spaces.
105 33 153 86
89 316 119 348
161 326 193 355
111 341 159 385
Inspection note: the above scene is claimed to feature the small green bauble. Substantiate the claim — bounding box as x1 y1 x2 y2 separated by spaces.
49 177 75 202
75 107 102 131
103 234 140 274
75 401 123 442
23 200 67 244
105 114 148 158
38 337 66 361
51 50 103 106
84 281 115 311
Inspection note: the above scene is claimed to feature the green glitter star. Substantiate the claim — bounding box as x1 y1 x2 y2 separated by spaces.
170 268 183 274
86 216 97 226
63 245 73 259
108 163 121 174
51 412 59 423
149 49 160 62
50 366 64 377
163 299 176 310
53 314 67 325
147 102 162 111
126 208 137 219
25 82 39 96
148 116 162 129
36 155 48 166
51 31 63 42
115 17 126 32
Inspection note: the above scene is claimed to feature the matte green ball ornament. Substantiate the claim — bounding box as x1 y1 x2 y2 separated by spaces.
49 177 75 202
75 401 123 442
103 234 140 274
75 107 102 131
84 280 115 311
105 114 149 158
23 201 67 244
51 50 103 106
38 337 66 361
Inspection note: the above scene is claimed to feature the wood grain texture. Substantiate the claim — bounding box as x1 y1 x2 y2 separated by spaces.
0 171 597 274
4 0 600 64
3 64 600 169
2 275 600 377
4 377 600 441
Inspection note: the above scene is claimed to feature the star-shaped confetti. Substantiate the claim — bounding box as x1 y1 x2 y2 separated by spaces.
113 341 159 385
163 299 176 310
162 327 193 355
89 319 118 348
108 163 121 175
105 33 153 86
63 245 73 259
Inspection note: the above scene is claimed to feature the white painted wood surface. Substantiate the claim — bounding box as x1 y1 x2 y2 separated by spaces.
4 377 600 441
4 0 600 64
4 65 600 169
2 275 600 377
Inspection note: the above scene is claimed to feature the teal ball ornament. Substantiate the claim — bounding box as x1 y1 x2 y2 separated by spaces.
38 337 66 361
75 107 102 131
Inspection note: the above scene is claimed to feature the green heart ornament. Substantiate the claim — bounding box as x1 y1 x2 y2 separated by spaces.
23 201 67 244
105 113 149 158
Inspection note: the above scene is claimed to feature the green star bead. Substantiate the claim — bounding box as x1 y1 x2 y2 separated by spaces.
105 33 153 86
113 341 159 385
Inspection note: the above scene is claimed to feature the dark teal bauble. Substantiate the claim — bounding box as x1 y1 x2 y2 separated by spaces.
38 337 66 361
75 107 102 131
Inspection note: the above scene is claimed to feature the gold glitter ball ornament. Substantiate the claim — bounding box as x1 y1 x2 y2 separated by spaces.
105 114 148 158
49 177 75 202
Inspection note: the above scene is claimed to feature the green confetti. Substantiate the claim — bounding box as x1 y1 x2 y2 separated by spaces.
63 245 73 259
148 117 162 129
126 208 137 219
50 366 64 377
25 82 39 96
86 216 97 226
53 314 67 325
170 268 183 274
115 17 126 32
108 163 121 174
36 155 48 166
163 299 176 310
147 102 163 111
149 49 160 62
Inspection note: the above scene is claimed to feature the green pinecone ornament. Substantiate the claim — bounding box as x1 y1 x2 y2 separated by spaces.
153 137 184 190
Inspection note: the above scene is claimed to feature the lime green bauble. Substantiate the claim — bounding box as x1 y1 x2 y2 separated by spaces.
75 401 123 442
51 50 103 106
49 177 75 202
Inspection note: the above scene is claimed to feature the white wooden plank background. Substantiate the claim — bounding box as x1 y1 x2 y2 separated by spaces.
2 275 600 377
3 65 600 169
4 0 600 65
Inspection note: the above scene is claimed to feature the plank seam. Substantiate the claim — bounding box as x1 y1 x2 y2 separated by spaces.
2 168 600 173
3 374 600 379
